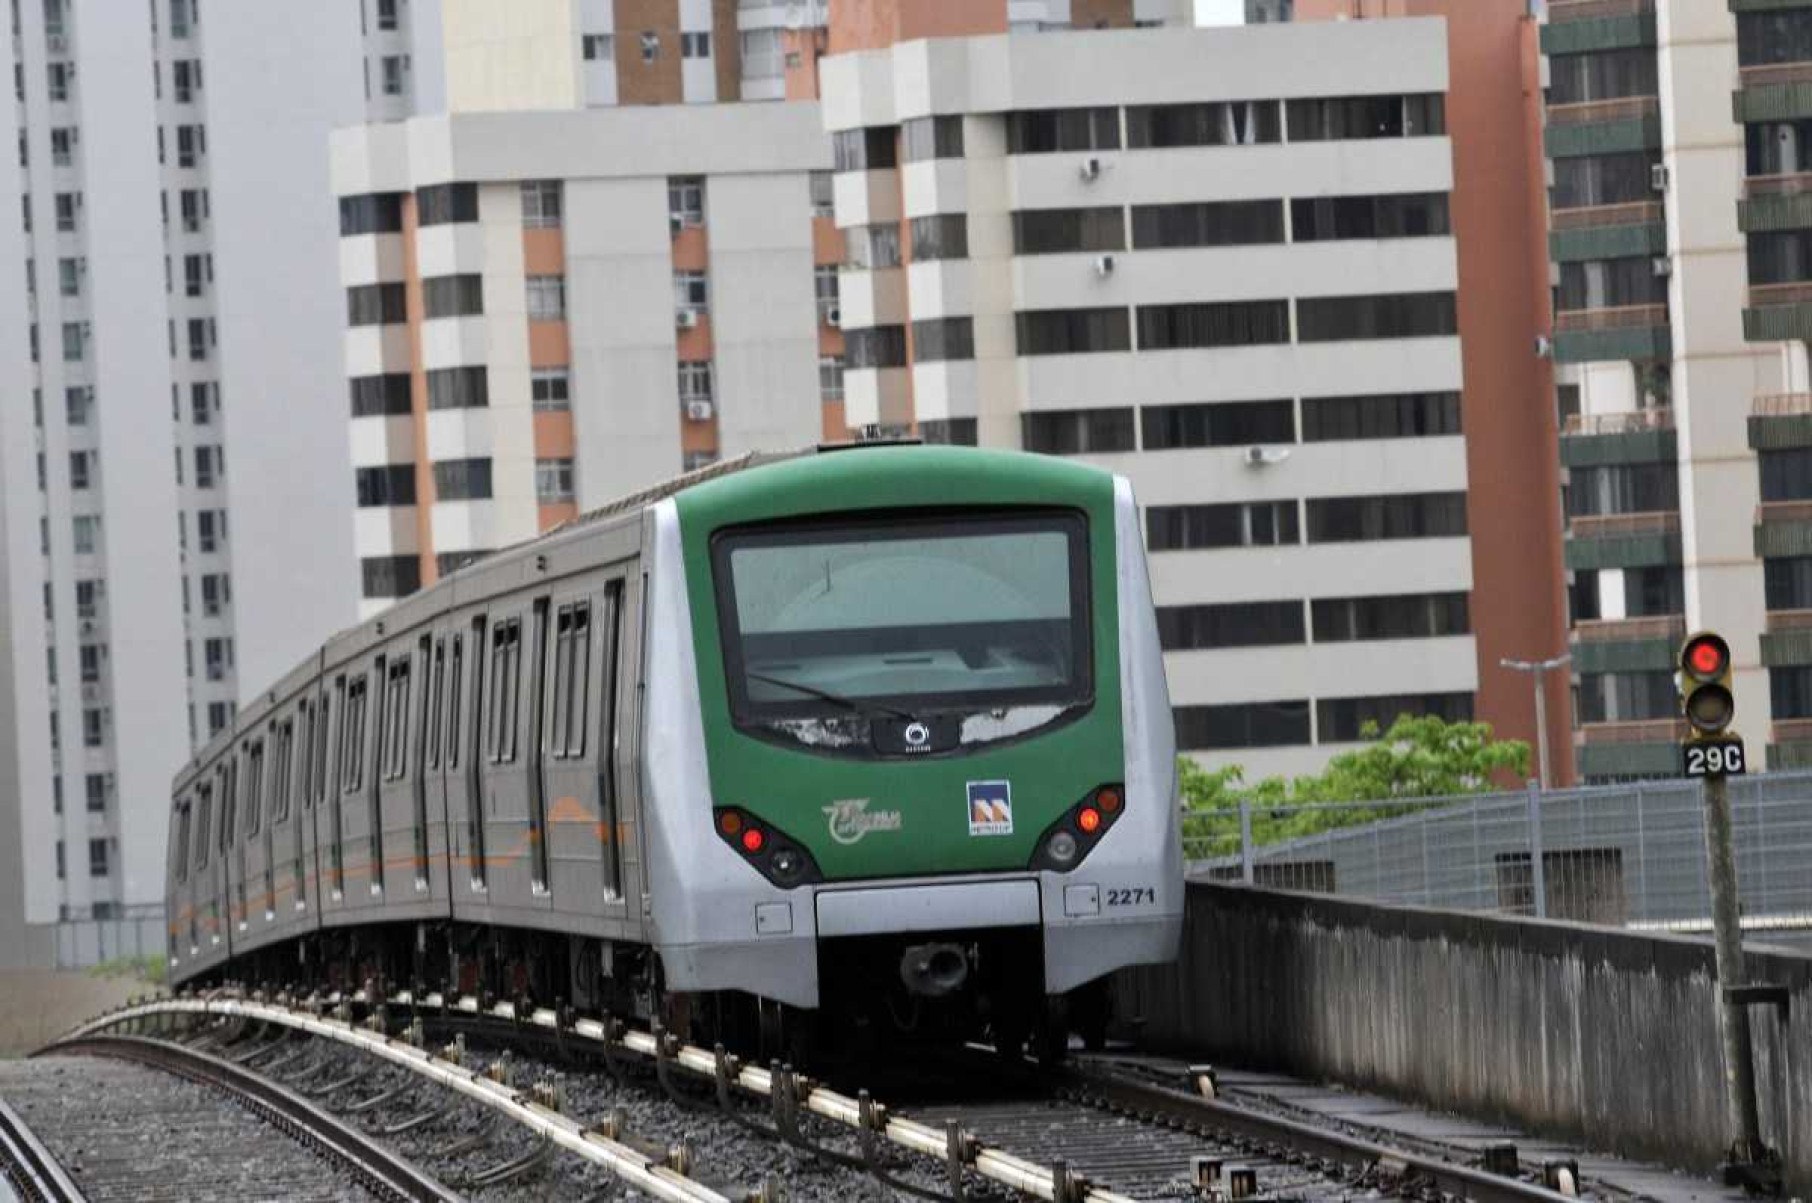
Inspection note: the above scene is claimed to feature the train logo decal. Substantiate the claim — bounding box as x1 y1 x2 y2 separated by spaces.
903 721 932 750
966 781 1013 836
823 798 903 846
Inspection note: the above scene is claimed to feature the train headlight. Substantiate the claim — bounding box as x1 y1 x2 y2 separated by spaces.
770 846 805 883
1028 784 1125 873
1046 831 1080 865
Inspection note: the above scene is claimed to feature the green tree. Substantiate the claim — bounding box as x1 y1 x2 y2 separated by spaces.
1178 715 1531 858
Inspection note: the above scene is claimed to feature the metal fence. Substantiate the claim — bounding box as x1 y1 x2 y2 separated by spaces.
1185 771 1812 941
52 904 164 970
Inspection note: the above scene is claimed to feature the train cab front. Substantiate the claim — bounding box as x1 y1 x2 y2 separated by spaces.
641 448 1183 1050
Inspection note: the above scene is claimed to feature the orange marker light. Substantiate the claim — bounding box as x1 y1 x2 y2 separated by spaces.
1097 788 1122 814
719 811 742 836
1077 807 1102 834
740 827 766 854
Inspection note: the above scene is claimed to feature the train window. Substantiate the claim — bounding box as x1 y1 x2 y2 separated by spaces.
382 655 410 782
194 783 212 869
426 637 444 771
271 719 294 824
465 617 487 886
174 801 192 882
446 633 463 770
486 617 521 763
549 601 592 759
599 581 624 897
218 762 236 853
343 672 369 793
243 739 264 837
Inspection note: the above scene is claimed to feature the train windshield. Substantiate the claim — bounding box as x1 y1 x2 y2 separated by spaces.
713 510 1092 748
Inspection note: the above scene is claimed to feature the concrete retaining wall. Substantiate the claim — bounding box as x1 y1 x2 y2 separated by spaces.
1117 883 1810 1189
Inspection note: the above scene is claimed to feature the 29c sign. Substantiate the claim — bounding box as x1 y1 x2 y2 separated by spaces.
1682 738 1746 779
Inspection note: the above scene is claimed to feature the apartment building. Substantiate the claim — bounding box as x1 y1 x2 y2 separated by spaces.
331 103 837 619
0 0 400 967
817 15 1570 781
1539 0 1798 780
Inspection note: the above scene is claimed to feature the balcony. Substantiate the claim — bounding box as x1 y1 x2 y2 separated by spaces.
1542 0 1655 55
1551 303 1671 364
1755 498 1812 557
1544 96 1661 159
1739 173 1812 233
1571 614 1685 673
1744 280 1812 342
1762 608 1812 669
1549 201 1667 263
1564 509 1681 571
1574 717 1685 780
1559 406 1674 467
1749 392 1812 450
1735 60 1812 124
1768 715 1812 770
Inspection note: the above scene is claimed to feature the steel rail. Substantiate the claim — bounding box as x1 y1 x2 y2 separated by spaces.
39 1034 458 1203
67 994 1135 1203
0 1094 86 1203
1061 1066 1587 1203
55 1005 729 1203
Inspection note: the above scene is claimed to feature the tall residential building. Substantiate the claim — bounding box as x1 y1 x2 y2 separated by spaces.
0 0 399 967
1537 0 1792 780
818 14 1568 780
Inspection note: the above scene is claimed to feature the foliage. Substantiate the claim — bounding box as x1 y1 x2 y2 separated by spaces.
87 954 166 985
1178 715 1532 857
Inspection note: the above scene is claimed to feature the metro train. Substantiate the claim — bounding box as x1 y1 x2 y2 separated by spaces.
165 443 1182 1056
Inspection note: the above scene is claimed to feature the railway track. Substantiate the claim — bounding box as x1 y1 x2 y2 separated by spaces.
0 1094 85 1203
51 992 1614 1202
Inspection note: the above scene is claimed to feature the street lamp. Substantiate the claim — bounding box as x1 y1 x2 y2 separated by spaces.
1501 654 1571 790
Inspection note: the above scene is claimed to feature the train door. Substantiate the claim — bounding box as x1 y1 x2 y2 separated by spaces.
527 598 552 895
329 673 350 904
480 608 532 911
422 633 450 906
451 616 487 898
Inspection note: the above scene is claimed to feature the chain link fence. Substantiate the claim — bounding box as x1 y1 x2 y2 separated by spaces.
1185 771 1812 945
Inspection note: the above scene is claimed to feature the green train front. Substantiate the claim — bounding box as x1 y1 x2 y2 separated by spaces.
638 446 1182 1038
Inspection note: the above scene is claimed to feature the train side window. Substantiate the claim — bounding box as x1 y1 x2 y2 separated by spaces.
548 605 572 758
195 783 212 868
272 719 294 824
174 801 192 882
599 580 624 897
343 672 369 793
218 762 236 854
446 633 463 770
426 637 444 771
382 655 410 782
549 601 592 759
487 617 521 763
243 739 265 837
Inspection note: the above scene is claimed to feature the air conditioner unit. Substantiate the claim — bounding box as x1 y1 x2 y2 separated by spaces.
1243 445 1291 467
685 399 715 422
1650 163 1669 192
675 308 698 329
1651 256 1671 278
824 305 841 328
1093 254 1115 277
1078 157 1103 181
1534 335 1553 359
669 213 684 235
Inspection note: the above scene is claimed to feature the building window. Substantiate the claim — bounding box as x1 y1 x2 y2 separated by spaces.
381 54 410 95
672 270 708 313
74 579 101 618
416 182 478 226
814 266 840 322
204 637 233 680
375 0 400 31
54 191 79 231
1286 94 1445 141
423 273 484 319
180 187 209 232
680 31 709 57
521 179 561 228
1175 701 1310 751
350 373 412 417
1567 463 1678 516
78 642 102 682
200 572 231 616
1125 100 1280 148
56 841 64 880
535 458 575 503
741 27 783 78
531 368 570 411
60 320 88 361
919 418 978 446
1022 408 1136 455
432 458 493 501
845 326 907 369
355 464 416 507
1312 592 1470 642
1006 107 1121 154
183 252 211 297
818 355 844 401
420 362 485 409
186 317 215 362
68 450 92 490
207 700 232 734
1012 207 1126 256
1015 308 1132 356
172 59 201 102
175 124 205 167
1549 47 1658 105
911 316 974 363
831 127 897 172
362 554 420 599
845 223 903 269
1748 230 1812 288
1136 301 1289 350
1157 601 1305 650
82 707 105 747
668 176 704 227
49 126 76 166
809 171 835 217
1130 200 1284 249
1301 392 1461 441
640 31 660 62
170 0 194 37
1305 492 1467 543
347 282 407 326
1147 501 1299 551
1317 693 1472 743
677 360 714 402
1292 193 1451 242
196 509 226 553
1141 400 1294 450
902 115 964 161
85 774 106 813
338 192 403 236
436 550 487 576
88 838 108 877
46 62 71 102
194 445 223 488
582 33 614 61
1295 292 1458 342
909 214 968 261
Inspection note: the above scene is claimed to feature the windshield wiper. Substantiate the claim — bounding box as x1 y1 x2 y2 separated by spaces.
746 671 917 722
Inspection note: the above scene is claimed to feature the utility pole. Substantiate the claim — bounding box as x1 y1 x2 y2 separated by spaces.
1500 654 1569 790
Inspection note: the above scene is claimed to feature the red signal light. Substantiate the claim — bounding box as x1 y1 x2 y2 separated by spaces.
1686 638 1726 679
718 811 743 836
1077 807 1102 834
1097 787 1122 814
740 827 766 854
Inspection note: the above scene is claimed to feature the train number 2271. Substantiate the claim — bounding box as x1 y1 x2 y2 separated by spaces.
1105 887 1156 907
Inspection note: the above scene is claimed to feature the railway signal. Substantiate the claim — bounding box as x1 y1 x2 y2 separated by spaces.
1677 631 1743 778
